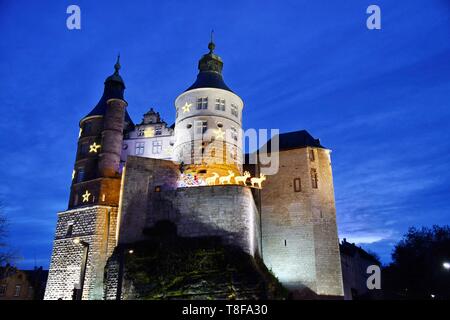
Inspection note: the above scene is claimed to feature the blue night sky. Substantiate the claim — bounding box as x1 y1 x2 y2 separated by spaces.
1 0 450 268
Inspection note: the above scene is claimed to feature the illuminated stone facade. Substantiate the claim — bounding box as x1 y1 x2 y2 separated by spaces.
45 42 344 300
44 206 118 300
117 156 260 256
122 108 174 161
172 41 243 178
258 143 344 298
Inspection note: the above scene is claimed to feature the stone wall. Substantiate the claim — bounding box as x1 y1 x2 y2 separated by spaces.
117 156 260 256
44 205 118 300
259 147 344 298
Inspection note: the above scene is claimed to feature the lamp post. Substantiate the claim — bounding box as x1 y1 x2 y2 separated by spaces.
73 238 89 300
116 246 134 300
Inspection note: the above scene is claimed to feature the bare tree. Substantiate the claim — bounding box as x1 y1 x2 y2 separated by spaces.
0 202 14 266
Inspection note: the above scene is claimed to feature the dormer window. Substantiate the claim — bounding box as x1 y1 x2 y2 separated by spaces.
197 97 208 110
155 126 162 136
215 98 225 111
137 128 145 136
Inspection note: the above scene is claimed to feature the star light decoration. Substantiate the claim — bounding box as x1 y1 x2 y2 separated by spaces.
89 142 101 153
72 170 76 180
82 190 91 203
182 102 192 113
214 128 225 140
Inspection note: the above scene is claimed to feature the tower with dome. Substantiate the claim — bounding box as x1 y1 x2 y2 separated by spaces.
44 37 344 300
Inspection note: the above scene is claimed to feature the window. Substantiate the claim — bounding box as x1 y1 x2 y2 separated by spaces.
197 97 208 110
311 168 318 189
230 147 238 161
152 140 162 154
154 186 161 192
0 285 6 296
293 178 302 192
80 143 89 155
83 121 92 134
155 126 162 136
66 222 74 237
231 127 238 141
231 104 238 117
190 141 195 162
309 149 315 161
215 98 225 111
137 128 145 137
195 121 208 135
76 168 85 183
14 285 21 297
135 142 145 155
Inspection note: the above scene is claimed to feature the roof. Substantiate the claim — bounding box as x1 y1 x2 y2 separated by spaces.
260 130 326 153
0 266 48 283
81 58 134 130
340 240 380 264
185 71 233 93
184 40 233 93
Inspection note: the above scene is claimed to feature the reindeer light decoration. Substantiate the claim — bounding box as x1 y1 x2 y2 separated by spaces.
250 174 266 189
205 172 219 186
219 170 235 184
234 171 251 185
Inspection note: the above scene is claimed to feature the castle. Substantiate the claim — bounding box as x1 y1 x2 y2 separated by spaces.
44 39 344 300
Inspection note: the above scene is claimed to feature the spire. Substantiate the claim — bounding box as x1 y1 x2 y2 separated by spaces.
105 55 125 87
81 55 131 123
208 30 215 53
114 54 121 75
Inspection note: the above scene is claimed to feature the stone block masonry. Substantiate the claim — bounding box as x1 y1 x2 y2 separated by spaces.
259 147 344 298
44 206 118 300
117 156 261 257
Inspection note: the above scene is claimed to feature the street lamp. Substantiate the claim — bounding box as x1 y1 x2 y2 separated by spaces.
443 262 450 270
73 238 89 300
116 246 134 300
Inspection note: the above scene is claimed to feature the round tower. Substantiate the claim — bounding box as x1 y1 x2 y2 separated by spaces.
98 57 128 177
69 56 133 209
173 36 244 179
